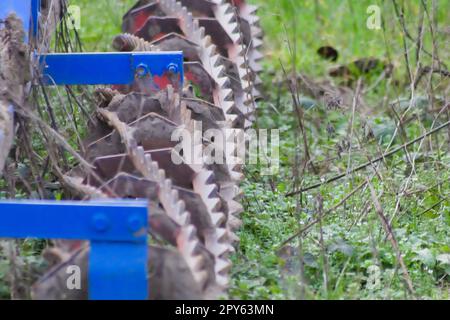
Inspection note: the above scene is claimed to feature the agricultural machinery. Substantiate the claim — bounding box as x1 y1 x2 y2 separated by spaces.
0 0 262 299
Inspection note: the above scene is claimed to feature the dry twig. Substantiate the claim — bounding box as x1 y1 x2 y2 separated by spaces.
367 179 416 297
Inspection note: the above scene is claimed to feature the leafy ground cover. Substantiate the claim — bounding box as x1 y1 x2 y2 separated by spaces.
233 0 450 300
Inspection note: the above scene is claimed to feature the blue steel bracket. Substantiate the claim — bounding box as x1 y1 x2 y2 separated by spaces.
39 52 184 88
0 200 149 300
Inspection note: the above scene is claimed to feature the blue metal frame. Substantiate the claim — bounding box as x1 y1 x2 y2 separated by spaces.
0 200 149 300
40 52 184 86
31 0 40 38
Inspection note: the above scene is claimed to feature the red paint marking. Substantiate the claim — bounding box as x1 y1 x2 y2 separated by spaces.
229 0 245 8
133 11 151 33
68 240 83 251
111 84 125 92
185 71 196 82
153 75 172 89
152 32 167 41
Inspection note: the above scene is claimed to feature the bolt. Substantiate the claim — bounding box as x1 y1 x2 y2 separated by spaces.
135 63 149 78
91 214 110 233
167 63 178 74
128 215 145 233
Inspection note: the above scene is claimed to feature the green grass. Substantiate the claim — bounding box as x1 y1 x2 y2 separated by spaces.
253 0 449 76
235 0 450 300
68 0 136 51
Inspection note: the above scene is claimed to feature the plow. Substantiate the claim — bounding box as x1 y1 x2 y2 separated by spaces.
0 0 262 300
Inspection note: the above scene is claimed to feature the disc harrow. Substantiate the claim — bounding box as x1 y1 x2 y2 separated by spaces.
21 0 263 300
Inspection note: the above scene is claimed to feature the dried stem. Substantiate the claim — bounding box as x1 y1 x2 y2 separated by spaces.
367 179 416 297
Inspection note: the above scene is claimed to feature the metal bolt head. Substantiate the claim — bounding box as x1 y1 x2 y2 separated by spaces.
92 214 110 233
135 63 149 78
128 215 145 233
167 63 178 74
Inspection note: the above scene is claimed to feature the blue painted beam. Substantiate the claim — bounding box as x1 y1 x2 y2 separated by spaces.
40 52 184 86
0 200 148 242
31 0 40 38
90 242 148 300
0 200 149 300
